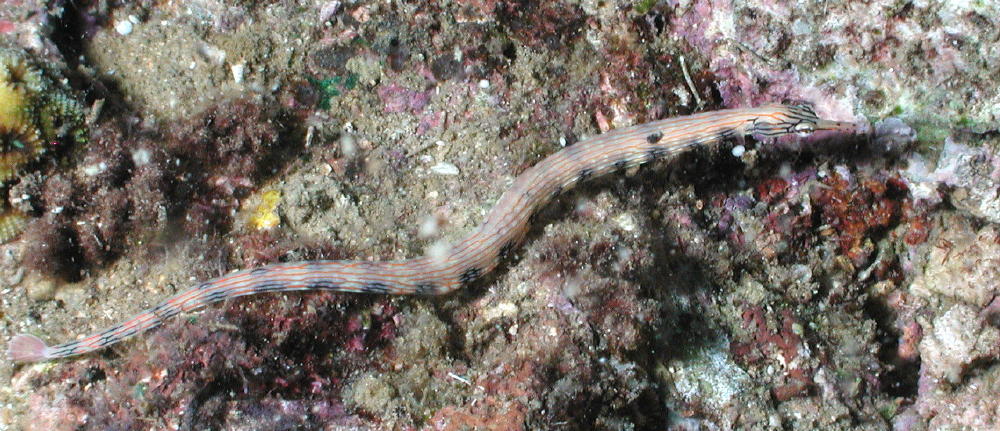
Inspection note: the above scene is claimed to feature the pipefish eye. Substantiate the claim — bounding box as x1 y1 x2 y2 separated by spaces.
791 122 816 134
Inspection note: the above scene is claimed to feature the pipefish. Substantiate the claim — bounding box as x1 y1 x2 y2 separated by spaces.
8 104 855 362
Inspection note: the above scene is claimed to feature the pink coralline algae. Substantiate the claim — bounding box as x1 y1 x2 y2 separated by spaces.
731 307 813 401
377 83 431 114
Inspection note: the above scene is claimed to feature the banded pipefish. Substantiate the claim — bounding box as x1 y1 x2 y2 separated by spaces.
8 104 855 362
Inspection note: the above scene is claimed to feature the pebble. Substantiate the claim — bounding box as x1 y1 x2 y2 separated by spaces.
418 215 439 238
131 148 153 166
198 43 227 65
83 162 108 176
115 19 133 36
430 161 460 175
231 63 245 84
731 145 746 157
319 1 342 22
26 277 56 301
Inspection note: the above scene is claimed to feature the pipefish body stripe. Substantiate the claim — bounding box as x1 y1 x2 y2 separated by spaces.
7 104 855 362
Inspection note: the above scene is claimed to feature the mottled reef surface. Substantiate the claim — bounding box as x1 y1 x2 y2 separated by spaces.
1 0 999 430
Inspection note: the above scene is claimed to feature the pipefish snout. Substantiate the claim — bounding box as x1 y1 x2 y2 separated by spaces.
8 104 856 363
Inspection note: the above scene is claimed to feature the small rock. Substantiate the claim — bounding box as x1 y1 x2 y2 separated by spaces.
731 144 746 157
26 276 56 300
114 19 133 36
319 1 342 22
198 43 227 65
919 304 1000 383
231 63 245 84
430 161 459 176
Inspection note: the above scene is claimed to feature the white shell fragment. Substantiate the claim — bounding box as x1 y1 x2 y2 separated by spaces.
430 162 460 176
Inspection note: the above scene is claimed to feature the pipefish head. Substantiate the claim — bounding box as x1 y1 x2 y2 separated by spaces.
752 104 858 137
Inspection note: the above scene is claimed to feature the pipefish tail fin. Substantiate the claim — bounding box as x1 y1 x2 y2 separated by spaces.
7 334 53 363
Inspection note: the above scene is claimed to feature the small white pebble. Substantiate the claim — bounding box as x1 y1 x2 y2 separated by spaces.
430 161 460 175
614 213 636 232
418 215 439 238
115 19 133 35
478 79 490 89
731 145 746 157
231 63 245 84
340 134 358 157
198 43 227 65
834 165 852 182
131 148 152 166
83 162 107 176
318 1 342 22
562 276 583 299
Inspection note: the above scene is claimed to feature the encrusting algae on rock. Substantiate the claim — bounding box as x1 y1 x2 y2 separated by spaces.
249 189 283 231
0 46 87 243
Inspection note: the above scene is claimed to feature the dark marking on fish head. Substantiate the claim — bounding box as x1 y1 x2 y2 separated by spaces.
646 132 663 143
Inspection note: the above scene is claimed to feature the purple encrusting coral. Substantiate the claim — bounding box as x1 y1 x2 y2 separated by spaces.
3 0 1000 430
